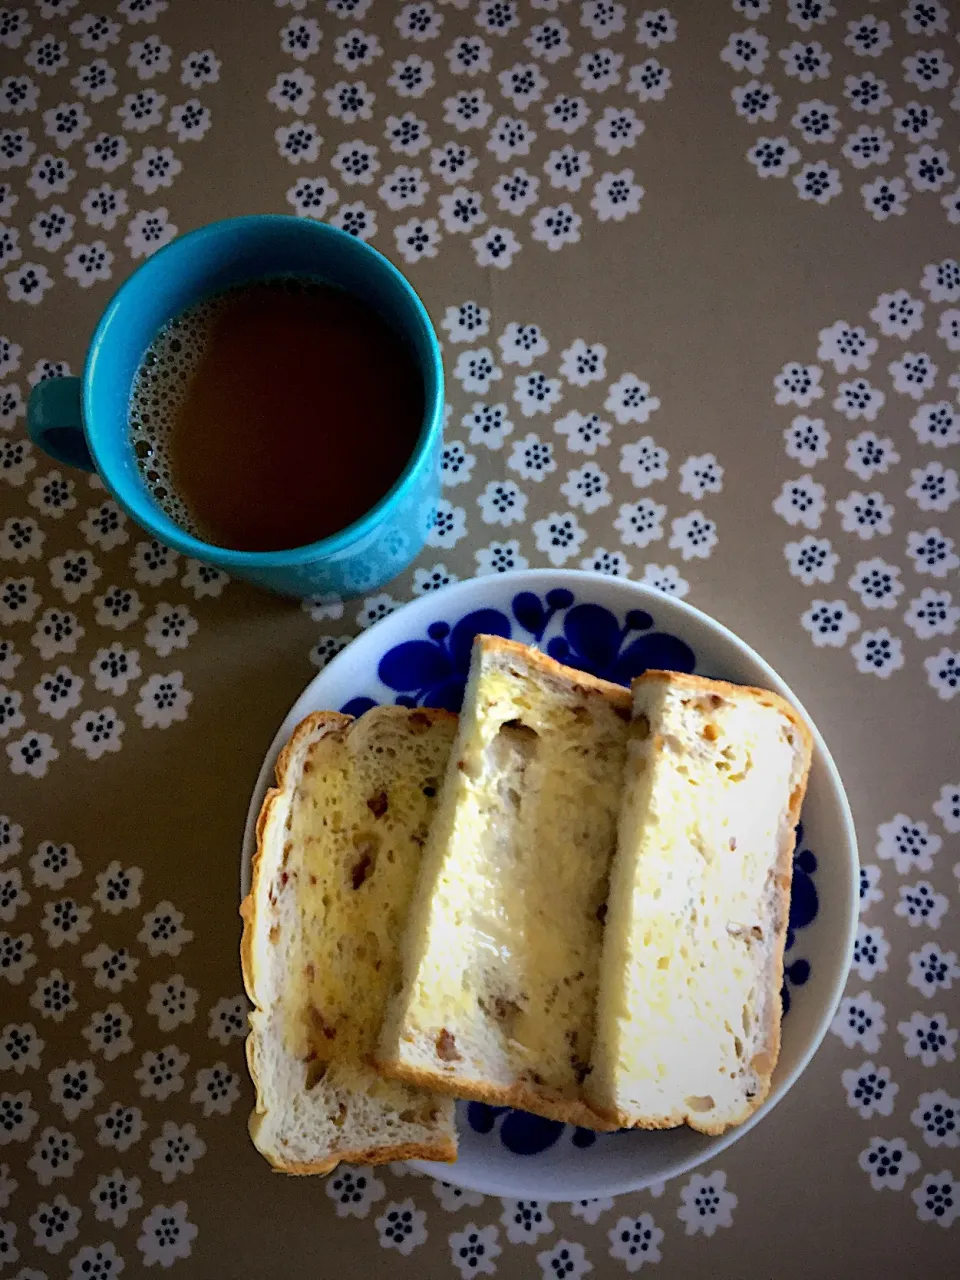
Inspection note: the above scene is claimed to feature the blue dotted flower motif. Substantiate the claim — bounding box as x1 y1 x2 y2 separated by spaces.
782 821 818 1015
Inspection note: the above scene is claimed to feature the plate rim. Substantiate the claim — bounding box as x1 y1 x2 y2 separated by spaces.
239 568 859 1200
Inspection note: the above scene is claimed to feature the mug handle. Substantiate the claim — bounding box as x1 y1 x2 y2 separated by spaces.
26 377 96 472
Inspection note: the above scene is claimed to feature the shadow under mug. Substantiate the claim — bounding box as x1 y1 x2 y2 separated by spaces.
26 215 445 600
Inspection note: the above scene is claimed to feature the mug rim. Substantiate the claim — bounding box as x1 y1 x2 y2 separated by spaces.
82 214 445 569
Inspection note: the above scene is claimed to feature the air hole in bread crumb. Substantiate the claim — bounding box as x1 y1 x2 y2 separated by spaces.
631 713 650 740
734 1036 744 1058
685 1095 715 1112
304 1059 327 1090
436 1029 461 1062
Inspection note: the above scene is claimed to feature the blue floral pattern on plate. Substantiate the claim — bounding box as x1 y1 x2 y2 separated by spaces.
339 588 817 1157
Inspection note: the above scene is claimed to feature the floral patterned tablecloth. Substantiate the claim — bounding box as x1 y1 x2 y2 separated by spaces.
1 0 958 1276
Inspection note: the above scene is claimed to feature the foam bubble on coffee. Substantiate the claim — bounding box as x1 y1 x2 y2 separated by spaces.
129 296 223 539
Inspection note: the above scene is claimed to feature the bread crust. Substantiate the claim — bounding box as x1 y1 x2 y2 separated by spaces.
482 634 634 712
240 707 458 1174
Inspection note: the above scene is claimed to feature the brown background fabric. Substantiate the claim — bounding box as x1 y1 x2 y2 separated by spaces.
0 0 957 1275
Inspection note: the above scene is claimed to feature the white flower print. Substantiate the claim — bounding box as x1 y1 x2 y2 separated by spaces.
179 558 227 600
446 35 492 78
84 131 130 174
637 562 688 596
722 29 768 75
889 352 937 401
910 402 959 449
561 462 611 513
818 320 877 373
138 901 192 958
669 510 717 560
26 151 75 199
137 1201 198 1267
488 114 536 163
899 1011 957 1066
845 15 892 56
848 558 903 611
71 55 116 103
0 928 36 982
29 840 80 889
80 183 128 231
525 20 572 65
124 207 177 258
922 258 960 304
32 607 85 661
905 145 954 194
0 684 24 739
442 302 489 343
275 121 322 165
876 814 942 874
134 1045 189 1101
784 416 829 467
426 500 467 548
593 105 643 157
773 475 826 529
394 214 442 262
937 309 960 352
507 432 556 482
909 943 960 999
903 48 953 92
871 289 925 340
859 860 884 910
475 539 530 576
536 1240 592 1278
895 880 949 929
90 1169 142 1228
135 671 192 730
925 647 960 700
628 58 671 103
800 598 860 648
5 260 54 305
560 339 606 387
69 706 123 760
774 361 822 407
190 1062 240 1118
732 80 780 124
906 527 959 577
148 1120 206 1184
463 401 513 451
380 164 429 211
279 16 321 62
912 1170 960 1229
42 100 91 149
94 1101 142 1149
131 143 182 194
619 436 668 489
843 125 894 170
207 994 246 1046
0 573 41 624
569 1197 614 1227
268 68 316 116
498 322 549 369
498 61 549 110
794 160 842 204
791 99 839 145
396 1 443 42
0 816 23 863
0 1087 38 1144
553 409 611 455
388 53 432 98
0 865 27 920
48 1058 102 1121
676 1170 736 1237
28 1127 82 1185
61 237 114 287
441 440 476 488
324 78 374 124
117 88 167 135
501 1198 555 1245
41 897 92 948
933 783 960 834
514 370 563 417
454 348 501 394
477 479 528 526
607 1211 663 1270
30 1192 81 1254
376 1198 428 1255
87 643 140 697
904 589 959 641
591 167 644 220
471 224 520 268
27 660 80 721
545 144 593 193
836 490 894 539
845 430 898 481
605 372 659 424
894 101 943 144
431 1180 485 1212
851 922 890 980
844 71 891 115
326 1165 386 1218
614 497 666 549
831 991 887 1052
143 603 197 657
858 1136 921 1191
543 92 591 134
82 942 137 994
532 511 587 566
841 1061 898 1119
911 1089 959 1148
128 33 171 80
2 74 40 117
575 47 623 93
779 40 832 84
444 89 493 133
449 1223 501 1277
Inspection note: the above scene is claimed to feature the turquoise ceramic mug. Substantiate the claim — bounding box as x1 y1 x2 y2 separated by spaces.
26 215 444 599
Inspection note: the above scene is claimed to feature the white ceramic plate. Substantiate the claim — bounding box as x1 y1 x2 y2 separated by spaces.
241 569 858 1201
